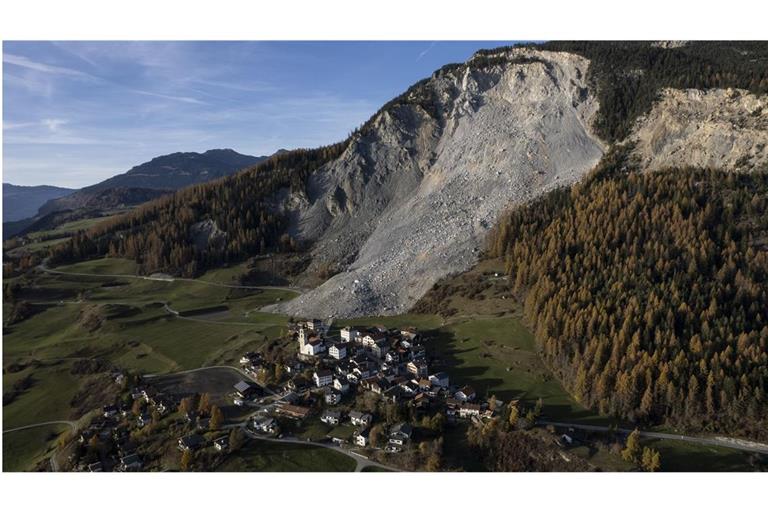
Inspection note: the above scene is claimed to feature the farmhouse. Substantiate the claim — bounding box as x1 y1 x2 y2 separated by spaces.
277 404 311 420
234 380 257 400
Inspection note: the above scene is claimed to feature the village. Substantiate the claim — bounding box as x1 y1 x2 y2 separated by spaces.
63 318 507 472
238 319 500 454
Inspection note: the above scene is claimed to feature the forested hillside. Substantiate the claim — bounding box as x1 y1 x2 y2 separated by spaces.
49 144 347 275
486 149 768 438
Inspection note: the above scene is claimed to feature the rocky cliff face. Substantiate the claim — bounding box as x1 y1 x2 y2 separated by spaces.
266 49 605 318
629 88 768 172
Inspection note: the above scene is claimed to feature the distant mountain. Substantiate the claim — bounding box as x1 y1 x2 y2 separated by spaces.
3 183 74 222
39 149 268 215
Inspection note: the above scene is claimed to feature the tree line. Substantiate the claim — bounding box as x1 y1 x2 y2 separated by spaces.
487 150 768 438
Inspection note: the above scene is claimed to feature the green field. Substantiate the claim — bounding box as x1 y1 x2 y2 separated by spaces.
218 439 356 472
53 257 139 275
644 439 768 472
3 257 297 435
3 424 69 472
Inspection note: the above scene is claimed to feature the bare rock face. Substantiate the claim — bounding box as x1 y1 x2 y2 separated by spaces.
190 219 227 251
629 88 768 172
266 49 605 318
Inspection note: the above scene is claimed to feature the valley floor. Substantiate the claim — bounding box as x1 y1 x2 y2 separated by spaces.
3 257 766 472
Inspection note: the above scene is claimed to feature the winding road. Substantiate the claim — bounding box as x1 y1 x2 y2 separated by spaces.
3 420 77 435
538 421 768 455
242 429 397 472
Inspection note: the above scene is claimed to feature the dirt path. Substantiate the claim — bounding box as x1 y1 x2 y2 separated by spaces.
38 261 306 293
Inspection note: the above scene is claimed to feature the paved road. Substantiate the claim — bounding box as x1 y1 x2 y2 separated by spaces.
538 421 768 455
242 429 397 472
3 420 77 435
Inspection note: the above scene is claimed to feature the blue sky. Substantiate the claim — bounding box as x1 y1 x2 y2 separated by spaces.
3 41 521 188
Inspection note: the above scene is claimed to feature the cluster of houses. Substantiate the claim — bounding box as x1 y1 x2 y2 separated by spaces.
86 376 225 471
238 319 497 454
293 320 494 421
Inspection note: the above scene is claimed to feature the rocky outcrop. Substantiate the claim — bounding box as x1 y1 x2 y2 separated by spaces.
190 219 227 251
629 88 768 172
266 49 605 318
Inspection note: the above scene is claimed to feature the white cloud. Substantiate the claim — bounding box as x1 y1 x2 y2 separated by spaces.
42 118 68 131
416 42 436 62
3 53 94 78
131 89 206 105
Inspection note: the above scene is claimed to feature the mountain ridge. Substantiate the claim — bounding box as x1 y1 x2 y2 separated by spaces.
38 148 269 215
3 183 74 222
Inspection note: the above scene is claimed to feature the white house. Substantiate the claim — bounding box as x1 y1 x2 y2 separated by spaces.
354 428 369 447
389 423 412 445
406 359 428 378
362 334 385 348
329 343 347 360
429 372 450 388
306 319 328 336
314 369 333 387
321 410 342 425
455 385 477 402
458 403 482 418
213 437 229 451
349 411 372 427
333 376 350 393
340 326 360 343
325 390 342 405
252 416 278 434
